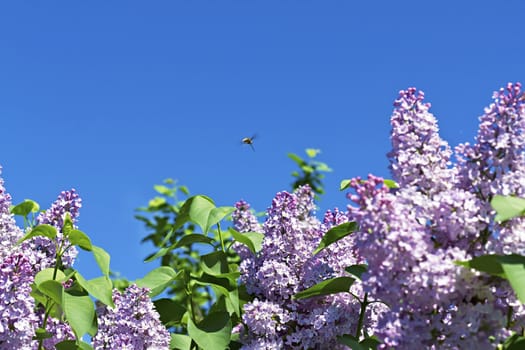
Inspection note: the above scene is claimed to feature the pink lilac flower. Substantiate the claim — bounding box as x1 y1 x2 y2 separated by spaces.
92 284 170 350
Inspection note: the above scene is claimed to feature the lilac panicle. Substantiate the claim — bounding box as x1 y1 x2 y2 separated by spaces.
388 88 456 193
0 254 38 350
92 284 170 350
345 84 525 348
232 200 262 260
22 189 82 271
238 186 374 349
34 309 75 349
37 189 82 228
0 167 24 260
456 82 525 198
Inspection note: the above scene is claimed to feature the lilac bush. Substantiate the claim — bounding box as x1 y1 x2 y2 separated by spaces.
0 168 170 349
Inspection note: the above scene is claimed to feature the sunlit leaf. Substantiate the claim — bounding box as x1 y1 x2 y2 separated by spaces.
229 228 264 254
491 195 525 222
293 276 355 300
188 311 232 350
17 224 57 244
10 199 40 216
313 222 358 255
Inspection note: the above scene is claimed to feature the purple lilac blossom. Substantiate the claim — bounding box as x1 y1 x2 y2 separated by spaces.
232 200 262 261
21 189 82 271
0 254 38 350
345 85 525 348
388 87 456 194
34 309 75 349
0 167 24 260
234 186 376 349
92 284 170 350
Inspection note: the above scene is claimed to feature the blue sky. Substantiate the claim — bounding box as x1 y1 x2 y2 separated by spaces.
1 1 524 281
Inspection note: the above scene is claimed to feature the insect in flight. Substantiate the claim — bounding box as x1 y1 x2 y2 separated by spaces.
241 135 256 151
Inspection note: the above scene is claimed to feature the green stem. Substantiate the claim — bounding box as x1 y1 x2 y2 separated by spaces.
355 292 368 339
217 222 225 252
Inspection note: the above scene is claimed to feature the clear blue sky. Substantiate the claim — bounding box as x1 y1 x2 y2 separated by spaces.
1 1 524 281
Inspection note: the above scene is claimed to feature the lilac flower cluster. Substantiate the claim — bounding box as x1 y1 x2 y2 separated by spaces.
234 186 380 349
92 284 170 350
35 309 75 349
0 172 83 349
345 83 525 348
21 189 82 271
0 167 24 260
232 200 263 261
0 253 37 349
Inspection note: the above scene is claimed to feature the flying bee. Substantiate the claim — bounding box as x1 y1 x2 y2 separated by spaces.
241 135 256 151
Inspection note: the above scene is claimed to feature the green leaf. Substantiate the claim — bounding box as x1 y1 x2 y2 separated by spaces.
92 246 110 277
75 273 114 307
229 229 264 254
63 291 95 339
288 153 305 166
500 255 525 303
301 165 314 173
170 333 192 350
455 255 506 278
313 222 358 255
195 273 239 294
37 280 64 305
338 335 365 350
10 199 40 216
148 196 166 208
306 148 320 158
188 311 232 350
206 206 235 233
68 230 93 251
62 213 74 236
359 336 381 349
293 276 355 300
144 233 216 263
316 162 332 172
491 195 525 222
135 266 181 297
188 195 216 233
201 251 230 276
17 224 57 244
154 298 187 327
173 195 216 234
34 327 53 340
345 264 368 280
457 254 525 303
154 184 172 196
340 179 352 191
383 179 399 189
56 340 94 350
175 233 216 249
34 268 67 285
502 333 525 350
